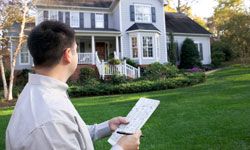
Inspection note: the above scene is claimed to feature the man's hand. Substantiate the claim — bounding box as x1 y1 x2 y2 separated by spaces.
109 116 129 132
117 131 142 150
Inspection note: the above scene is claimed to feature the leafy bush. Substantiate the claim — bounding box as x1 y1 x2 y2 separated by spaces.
179 38 202 69
68 72 205 97
108 74 128 85
108 58 121 65
142 62 179 80
15 69 32 87
211 41 232 66
123 57 138 68
79 67 97 83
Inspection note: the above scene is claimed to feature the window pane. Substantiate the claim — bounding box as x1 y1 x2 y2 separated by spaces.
70 12 79 27
95 14 104 28
135 5 151 23
50 10 58 20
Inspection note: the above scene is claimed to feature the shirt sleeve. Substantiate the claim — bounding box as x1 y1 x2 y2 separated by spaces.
87 121 112 141
22 121 86 150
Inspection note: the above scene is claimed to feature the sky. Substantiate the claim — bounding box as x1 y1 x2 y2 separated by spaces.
173 0 250 18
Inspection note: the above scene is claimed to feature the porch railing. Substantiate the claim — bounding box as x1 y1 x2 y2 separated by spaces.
78 52 140 79
78 53 92 64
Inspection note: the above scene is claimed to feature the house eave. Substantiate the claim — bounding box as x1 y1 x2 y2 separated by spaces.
75 30 121 36
167 32 212 37
36 5 111 12
127 30 161 35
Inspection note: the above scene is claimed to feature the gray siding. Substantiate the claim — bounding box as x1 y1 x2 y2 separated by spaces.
120 0 167 65
112 4 120 31
11 41 33 70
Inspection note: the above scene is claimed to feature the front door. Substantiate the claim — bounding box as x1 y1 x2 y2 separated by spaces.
96 42 106 61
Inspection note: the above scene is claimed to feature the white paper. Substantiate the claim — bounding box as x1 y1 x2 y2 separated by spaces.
108 97 160 145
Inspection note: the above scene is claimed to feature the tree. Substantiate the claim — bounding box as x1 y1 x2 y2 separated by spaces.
209 0 244 36
167 32 177 64
221 12 250 63
179 38 201 69
0 0 34 100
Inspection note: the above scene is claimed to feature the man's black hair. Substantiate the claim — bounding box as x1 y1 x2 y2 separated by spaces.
28 20 75 67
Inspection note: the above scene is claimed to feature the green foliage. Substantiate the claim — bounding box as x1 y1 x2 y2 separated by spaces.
179 38 202 69
168 32 177 64
79 67 97 83
108 74 128 85
108 58 121 65
15 69 32 87
123 57 137 68
142 62 179 80
68 72 205 97
221 12 250 63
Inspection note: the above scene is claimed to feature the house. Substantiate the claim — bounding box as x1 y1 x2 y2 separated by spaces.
8 0 211 79
165 12 211 65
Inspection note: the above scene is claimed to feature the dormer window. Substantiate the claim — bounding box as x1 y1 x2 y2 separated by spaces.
134 4 151 23
95 13 104 28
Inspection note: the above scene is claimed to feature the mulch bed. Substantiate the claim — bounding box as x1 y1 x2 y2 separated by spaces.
0 100 17 109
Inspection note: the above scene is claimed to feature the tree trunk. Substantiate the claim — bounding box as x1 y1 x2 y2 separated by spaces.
0 55 8 99
7 4 28 101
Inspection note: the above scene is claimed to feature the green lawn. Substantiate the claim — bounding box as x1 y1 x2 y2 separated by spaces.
1 66 250 149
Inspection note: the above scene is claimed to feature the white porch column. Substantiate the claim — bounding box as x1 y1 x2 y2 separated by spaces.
115 36 120 59
137 33 142 65
120 35 124 59
91 35 95 65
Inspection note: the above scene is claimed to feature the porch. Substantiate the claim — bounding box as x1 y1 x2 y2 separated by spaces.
76 35 140 79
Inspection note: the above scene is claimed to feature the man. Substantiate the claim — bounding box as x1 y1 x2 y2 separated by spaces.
6 21 141 150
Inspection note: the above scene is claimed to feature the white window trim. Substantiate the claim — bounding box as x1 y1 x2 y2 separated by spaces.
194 41 204 60
19 47 30 65
134 4 152 23
49 10 58 21
70 11 80 28
130 36 139 58
95 13 104 28
142 36 154 59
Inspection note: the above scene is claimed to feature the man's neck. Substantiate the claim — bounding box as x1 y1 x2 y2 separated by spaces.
34 66 69 83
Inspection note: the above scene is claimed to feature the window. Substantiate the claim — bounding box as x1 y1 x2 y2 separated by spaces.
70 12 79 28
143 36 153 58
131 37 138 58
95 13 104 28
20 45 29 65
195 43 204 60
49 10 58 20
135 4 151 23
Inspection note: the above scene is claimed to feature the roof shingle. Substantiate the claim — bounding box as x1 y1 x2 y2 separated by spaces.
165 12 211 35
37 0 114 8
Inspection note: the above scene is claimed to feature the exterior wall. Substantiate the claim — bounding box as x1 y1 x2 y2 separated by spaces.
36 7 118 31
120 0 167 65
112 3 120 31
11 39 33 70
167 34 211 65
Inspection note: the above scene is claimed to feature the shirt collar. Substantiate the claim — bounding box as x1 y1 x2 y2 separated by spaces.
28 73 69 92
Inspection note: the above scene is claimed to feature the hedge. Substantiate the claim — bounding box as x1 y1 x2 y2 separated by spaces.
68 72 206 97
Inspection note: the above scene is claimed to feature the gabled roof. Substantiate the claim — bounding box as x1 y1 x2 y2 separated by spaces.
165 12 211 35
37 0 114 8
126 23 160 32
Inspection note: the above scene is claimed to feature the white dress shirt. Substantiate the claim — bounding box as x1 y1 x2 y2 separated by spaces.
6 73 122 150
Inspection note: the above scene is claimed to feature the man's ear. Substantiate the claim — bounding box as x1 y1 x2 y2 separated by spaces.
63 48 72 63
